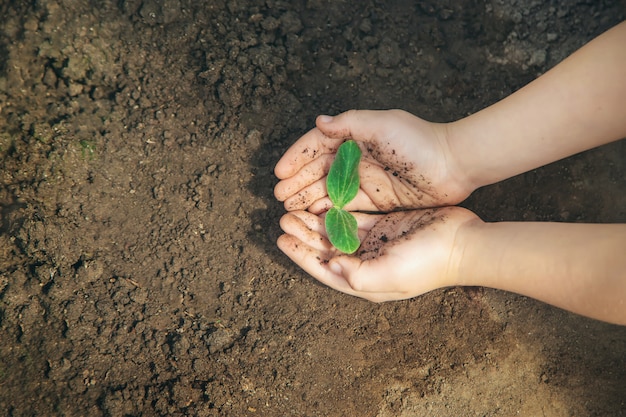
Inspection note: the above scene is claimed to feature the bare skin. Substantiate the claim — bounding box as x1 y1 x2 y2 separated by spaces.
274 22 626 325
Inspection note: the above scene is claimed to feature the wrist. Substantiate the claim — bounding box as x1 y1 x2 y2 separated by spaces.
444 209 485 288
441 120 484 195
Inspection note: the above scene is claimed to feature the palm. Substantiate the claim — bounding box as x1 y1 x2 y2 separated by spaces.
274 110 473 213
336 135 464 213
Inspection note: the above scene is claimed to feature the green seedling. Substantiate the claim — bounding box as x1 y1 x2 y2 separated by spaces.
325 140 361 254
79 139 95 159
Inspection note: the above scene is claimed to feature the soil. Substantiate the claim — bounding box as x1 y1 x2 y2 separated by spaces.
1 1 625 416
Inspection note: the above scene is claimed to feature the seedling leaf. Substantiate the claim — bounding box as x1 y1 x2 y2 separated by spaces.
325 207 360 254
327 140 361 209
325 140 363 253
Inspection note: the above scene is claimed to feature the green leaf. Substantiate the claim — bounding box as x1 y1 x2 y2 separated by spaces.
325 140 362 253
327 140 361 209
325 207 360 254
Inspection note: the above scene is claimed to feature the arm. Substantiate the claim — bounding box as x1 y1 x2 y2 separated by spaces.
278 208 626 325
274 24 626 214
448 21 626 190
452 221 626 325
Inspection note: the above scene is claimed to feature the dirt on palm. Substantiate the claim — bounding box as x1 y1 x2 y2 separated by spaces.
1 1 625 416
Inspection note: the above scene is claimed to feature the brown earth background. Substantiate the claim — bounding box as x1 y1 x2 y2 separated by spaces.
1 0 626 416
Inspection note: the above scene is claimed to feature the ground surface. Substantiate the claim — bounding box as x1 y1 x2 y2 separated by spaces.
1 1 625 416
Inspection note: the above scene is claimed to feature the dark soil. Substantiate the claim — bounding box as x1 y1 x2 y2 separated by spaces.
1 1 625 416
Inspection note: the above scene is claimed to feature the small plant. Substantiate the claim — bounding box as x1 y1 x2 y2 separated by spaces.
79 139 95 159
325 140 362 254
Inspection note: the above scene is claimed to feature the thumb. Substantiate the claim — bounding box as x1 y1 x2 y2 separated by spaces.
329 256 371 292
316 110 387 143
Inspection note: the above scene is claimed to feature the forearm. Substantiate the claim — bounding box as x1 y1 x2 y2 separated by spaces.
448 21 626 189
454 221 626 325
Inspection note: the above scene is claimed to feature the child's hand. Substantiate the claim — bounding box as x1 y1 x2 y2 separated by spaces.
274 110 474 213
277 207 479 301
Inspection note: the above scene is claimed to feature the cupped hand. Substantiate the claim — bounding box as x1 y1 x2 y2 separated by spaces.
274 109 474 213
277 206 480 302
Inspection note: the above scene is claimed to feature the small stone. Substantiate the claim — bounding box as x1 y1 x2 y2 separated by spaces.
43 67 57 87
205 328 236 354
358 18 372 33
68 82 83 96
377 38 402 67
528 49 546 67
24 18 39 31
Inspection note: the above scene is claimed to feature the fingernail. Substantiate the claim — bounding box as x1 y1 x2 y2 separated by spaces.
318 115 333 123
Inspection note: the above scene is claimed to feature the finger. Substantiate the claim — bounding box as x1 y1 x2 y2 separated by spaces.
341 191 381 212
279 212 332 251
283 210 326 235
358 163 400 212
307 196 333 214
326 256 408 302
274 127 343 180
277 234 350 289
352 212 385 231
330 255 406 294
274 154 334 202
282 177 327 211
315 110 394 143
